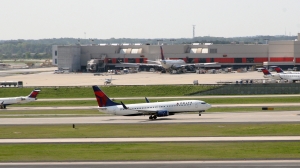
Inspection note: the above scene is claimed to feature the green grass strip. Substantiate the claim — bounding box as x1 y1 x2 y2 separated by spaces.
0 142 300 161
0 85 219 98
0 123 299 139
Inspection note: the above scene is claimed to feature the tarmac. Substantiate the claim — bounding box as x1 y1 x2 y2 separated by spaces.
0 67 265 86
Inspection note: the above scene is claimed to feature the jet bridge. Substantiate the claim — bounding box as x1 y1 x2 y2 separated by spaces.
86 54 107 72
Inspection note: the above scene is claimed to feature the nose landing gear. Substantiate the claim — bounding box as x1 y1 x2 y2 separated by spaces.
199 110 205 116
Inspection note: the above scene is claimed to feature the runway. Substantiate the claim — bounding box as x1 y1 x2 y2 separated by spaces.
1 136 300 144
0 111 299 125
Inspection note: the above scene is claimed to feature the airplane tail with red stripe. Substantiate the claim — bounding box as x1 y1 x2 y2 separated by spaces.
261 68 272 75
28 89 40 99
274 67 284 73
92 85 120 107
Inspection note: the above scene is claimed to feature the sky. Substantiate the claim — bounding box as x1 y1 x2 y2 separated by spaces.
1 0 300 40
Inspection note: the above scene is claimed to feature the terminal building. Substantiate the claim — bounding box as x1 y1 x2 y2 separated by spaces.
52 34 300 72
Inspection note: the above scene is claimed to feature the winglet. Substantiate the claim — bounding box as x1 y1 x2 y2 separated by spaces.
120 101 128 109
145 97 150 103
28 89 40 98
92 85 120 107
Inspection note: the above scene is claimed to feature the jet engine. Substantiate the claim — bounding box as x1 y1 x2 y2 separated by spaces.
156 110 169 117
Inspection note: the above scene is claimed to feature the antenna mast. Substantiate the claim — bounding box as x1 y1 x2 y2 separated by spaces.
192 25 196 38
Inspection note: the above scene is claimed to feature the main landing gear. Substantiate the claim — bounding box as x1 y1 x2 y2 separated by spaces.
149 115 157 120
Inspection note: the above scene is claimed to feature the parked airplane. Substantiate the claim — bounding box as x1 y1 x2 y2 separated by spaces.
262 68 300 82
261 68 280 79
92 85 211 119
120 46 218 74
273 66 300 74
0 89 40 109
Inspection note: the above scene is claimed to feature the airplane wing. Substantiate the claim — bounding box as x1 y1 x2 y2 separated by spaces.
181 62 218 67
146 60 161 64
184 62 219 67
119 62 161 67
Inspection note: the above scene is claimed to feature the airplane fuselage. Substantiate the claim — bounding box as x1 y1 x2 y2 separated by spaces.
98 100 211 116
0 97 36 106
278 73 300 82
263 74 281 79
159 59 186 69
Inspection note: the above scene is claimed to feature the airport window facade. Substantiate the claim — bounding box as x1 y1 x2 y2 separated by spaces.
246 58 254 63
234 58 243 63
55 51 57 56
139 58 144 63
209 49 217 53
199 58 206 63
117 58 124 63
128 58 136 63
210 58 214 62
186 57 194 63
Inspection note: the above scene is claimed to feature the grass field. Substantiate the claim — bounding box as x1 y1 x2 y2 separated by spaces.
1 142 300 161
0 123 299 138
0 85 219 98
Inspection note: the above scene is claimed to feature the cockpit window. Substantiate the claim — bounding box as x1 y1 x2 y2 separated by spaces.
201 102 206 104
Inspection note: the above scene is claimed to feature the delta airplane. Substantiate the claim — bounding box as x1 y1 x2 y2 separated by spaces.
0 89 40 109
261 68 281 79
120 46 218 73
262 68 300 82
92 85 211 120
273 66 300 74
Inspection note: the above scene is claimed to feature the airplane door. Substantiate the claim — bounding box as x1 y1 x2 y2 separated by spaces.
195 103 198 109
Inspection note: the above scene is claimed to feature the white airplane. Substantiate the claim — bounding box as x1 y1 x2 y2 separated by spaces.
262 68 300 83
273 66 300 74
92 85 211 120
0 89 40 109
120 46 218 73
261 68 281 80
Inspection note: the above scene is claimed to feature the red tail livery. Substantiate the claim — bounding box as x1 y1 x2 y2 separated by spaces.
92 86 119 107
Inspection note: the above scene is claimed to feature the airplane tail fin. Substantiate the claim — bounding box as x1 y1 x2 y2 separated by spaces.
28 89 40 99
261 68 272 75
160 46 165 60
92 85 120 107
274 67 284 73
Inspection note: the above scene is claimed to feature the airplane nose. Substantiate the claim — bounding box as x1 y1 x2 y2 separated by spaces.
207 103 212 108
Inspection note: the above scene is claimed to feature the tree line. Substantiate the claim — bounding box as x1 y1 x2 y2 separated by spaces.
0 35 297 60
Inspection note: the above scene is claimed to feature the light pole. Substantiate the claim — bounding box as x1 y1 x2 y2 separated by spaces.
263 39 269 44
157 39 163 45
170 39 176 45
